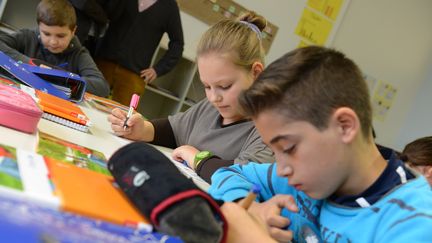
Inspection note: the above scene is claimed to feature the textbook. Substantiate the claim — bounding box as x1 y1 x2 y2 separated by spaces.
0 143 149 228
84 93 129 114
0 144 59 207
37 132 110 176
0 194 181 243
36 89 91 132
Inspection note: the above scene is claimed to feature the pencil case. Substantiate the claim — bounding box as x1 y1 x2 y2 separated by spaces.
0 83 42 134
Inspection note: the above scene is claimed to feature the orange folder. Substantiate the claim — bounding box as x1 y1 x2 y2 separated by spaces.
36 90 90 126
45 158 148 226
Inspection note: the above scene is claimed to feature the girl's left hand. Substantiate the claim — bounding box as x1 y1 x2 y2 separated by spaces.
172 145 200 169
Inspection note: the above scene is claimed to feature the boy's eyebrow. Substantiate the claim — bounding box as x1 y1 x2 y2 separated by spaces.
269 135 293 145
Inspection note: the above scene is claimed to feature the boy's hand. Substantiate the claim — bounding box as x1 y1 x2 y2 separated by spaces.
39 64 52 69
248 194 298 242
108 108 147 140
221 202 276 243
172 145 199 168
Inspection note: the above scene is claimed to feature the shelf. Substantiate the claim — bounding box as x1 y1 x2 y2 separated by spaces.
140 40 204 120
146 84 180 102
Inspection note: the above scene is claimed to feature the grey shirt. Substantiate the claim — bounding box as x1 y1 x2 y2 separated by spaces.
0 29 109 97
168 99 274 165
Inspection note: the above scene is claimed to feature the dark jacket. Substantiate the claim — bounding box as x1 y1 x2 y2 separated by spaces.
96 0 184 76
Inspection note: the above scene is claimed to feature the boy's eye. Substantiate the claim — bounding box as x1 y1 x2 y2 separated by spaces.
204 85 210 90
283 145 296 154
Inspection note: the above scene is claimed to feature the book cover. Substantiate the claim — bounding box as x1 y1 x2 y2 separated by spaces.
36 89 91 132
37 132 110 176
0 194 181 243
0 143 59 207
85 93 129 114
46 157 149 227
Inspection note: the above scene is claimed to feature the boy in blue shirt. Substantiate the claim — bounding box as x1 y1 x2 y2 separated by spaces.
209 46 432 242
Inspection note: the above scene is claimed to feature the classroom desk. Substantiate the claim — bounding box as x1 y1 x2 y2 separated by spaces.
0 101 209 190
0 104 124 158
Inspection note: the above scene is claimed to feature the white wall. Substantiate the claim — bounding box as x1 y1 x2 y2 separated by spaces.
214 0 432 150
396 54 432 150
330 0 432 150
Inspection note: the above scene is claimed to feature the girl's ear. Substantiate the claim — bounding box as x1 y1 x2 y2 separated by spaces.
251 61 264 79
330 107 360 144
424 166 432 179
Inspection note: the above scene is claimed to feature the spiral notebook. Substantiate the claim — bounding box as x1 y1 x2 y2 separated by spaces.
35 90 91 132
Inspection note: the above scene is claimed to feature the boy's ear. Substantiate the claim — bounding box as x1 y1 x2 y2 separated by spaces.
71 26 77 36
251 61 264 79
331 107 360 143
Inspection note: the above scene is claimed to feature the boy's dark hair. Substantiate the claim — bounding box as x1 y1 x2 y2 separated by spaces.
36 0 76 30
239 46 372 138
401 136 432 166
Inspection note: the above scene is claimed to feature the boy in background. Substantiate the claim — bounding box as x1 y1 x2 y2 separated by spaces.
209 46 432 242
0 0 109 97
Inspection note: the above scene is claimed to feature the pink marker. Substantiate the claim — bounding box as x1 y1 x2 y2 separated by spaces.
123 94 140 130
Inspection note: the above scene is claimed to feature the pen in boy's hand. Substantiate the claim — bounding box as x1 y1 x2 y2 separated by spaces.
123 94 140 130
240 184 261 209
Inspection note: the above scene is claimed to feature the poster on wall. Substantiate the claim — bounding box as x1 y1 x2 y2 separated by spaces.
371 80 397 121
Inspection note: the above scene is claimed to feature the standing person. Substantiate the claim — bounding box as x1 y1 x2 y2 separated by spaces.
68 0 108 45
95 0 184 106
208 46 432 242
68 0 123 56
401 136 432 186
0 0 109 97
108 12 274 182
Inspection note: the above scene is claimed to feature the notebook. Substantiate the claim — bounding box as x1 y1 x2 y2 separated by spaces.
37 132 110 176
35 90 91 132
0 143 149 228
46 157 148 227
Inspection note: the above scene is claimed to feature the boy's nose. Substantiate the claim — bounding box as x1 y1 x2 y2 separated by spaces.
49 38 58 44
276 163 294 178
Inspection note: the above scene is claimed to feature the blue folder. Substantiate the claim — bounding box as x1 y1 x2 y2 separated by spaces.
22 63 87 103
0 51 68 100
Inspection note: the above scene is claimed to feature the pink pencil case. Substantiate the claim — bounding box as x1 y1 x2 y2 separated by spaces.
0 83 42 134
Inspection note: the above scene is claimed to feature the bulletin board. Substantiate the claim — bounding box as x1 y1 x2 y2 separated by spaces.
177 0 279 54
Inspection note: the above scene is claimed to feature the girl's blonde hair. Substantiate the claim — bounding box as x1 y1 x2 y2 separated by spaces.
197 11 267 70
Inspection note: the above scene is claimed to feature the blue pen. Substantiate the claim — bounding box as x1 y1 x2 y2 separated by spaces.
182 160 190 168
